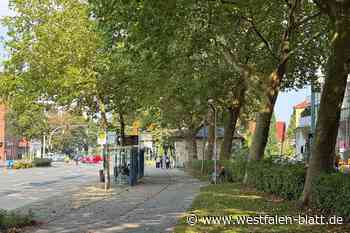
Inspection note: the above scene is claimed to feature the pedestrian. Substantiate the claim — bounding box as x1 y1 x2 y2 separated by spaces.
165 156 170 169
156 157 160 168
160 156 163 169
74 154 79 166
335 154 341 172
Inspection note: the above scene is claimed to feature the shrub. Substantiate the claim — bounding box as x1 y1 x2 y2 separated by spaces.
312 172 350 220
246 160 306 200
189 159 305 200
12 160 33 169
32 158 52 167
188 160 246 183
0 209 34 231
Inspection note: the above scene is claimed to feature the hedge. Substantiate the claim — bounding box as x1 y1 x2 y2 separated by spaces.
12 158 52 169
189 159 305 200
32 158 52 167
246 160 306 200
188 159 350 219
312 172 350 220
13 161 33 169
189 159 246 182
0 209 34 231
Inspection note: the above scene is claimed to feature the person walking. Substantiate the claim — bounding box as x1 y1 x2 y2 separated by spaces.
74 154 80 166
160 156 163 169
165 155 170 169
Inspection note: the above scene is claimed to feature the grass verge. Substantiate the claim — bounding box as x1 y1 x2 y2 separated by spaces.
174 182 350 233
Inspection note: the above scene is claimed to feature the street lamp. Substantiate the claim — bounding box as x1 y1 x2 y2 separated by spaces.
208 99 217 184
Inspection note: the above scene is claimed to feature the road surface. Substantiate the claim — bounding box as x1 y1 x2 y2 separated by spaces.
0 162 100 210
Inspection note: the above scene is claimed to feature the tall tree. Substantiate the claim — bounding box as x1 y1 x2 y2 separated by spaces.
302 0 350 205
246 0 324 161
1 0 118 190
285 109 296 157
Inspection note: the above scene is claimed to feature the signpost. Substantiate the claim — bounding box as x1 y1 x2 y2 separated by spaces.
98 131 107 145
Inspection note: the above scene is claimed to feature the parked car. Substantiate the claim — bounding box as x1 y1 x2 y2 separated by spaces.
48 153 66 162
81 155 102 164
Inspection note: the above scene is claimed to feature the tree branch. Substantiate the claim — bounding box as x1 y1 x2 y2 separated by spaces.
240 16 279 60
207 0 237 5
221 47 245 74
284 0 292 8
294 11 321 28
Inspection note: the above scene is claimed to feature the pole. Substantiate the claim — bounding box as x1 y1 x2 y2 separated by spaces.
43 134 46 158
201 127 206 175
310 84 316 163
214 106 217 184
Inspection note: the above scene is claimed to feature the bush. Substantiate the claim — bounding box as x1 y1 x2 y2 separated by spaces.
246 160 306 200
189 158 350 218
189 159 305 200
32 158 52 167
12 160 33 169
312 172 350 220
188 160 246 183
0 209 34 231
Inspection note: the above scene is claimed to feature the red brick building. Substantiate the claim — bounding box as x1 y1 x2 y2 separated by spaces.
0 104 28 161
276 121 286 143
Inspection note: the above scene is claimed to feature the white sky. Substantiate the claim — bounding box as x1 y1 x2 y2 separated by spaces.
0 0 11 18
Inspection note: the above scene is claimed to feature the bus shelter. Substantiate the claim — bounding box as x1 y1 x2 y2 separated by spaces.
109 146 144 186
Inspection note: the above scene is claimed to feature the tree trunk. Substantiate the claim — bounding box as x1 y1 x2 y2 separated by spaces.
219 107 238 160
220 86 246 160
244 40 290 184
119 113 126 146
205 110 215 160
99 99 111 191
247 0 300 161
248 68 285 161
302 3 350 205
185 133 198 161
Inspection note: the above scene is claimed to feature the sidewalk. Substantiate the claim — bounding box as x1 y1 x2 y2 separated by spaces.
22 167 205 233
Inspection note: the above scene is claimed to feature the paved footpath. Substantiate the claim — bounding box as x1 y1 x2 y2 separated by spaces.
22 167 205 233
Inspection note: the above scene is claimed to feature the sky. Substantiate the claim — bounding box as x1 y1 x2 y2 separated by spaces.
0 0 12 64
275 87 309 125
0 0 309 126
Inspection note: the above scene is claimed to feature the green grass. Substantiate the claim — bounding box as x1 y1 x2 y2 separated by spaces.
174 183 350 233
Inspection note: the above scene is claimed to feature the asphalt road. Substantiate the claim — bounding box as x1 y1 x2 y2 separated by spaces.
0 162 101 210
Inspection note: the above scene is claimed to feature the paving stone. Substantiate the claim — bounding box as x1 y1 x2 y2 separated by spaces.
20 167 205 233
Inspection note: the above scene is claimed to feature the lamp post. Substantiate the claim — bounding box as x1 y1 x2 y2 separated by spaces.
208 99 217 184
43 134 46 158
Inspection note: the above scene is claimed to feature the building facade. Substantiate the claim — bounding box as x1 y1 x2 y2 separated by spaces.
311 78 350 161
0 104 29 161
293 100 311 161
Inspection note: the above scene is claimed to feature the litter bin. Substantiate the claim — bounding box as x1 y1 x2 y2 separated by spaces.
99 169 105 183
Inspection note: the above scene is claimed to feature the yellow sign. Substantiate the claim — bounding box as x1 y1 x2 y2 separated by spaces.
132 120 140 136
98 131 107 145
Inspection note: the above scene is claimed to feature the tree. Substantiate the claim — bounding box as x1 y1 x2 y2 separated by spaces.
245 0 325 162
265 113 279 156
1 0 119 189
47 111 98 155
301 0 350 205
5 99 48 140
285 109 296 157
